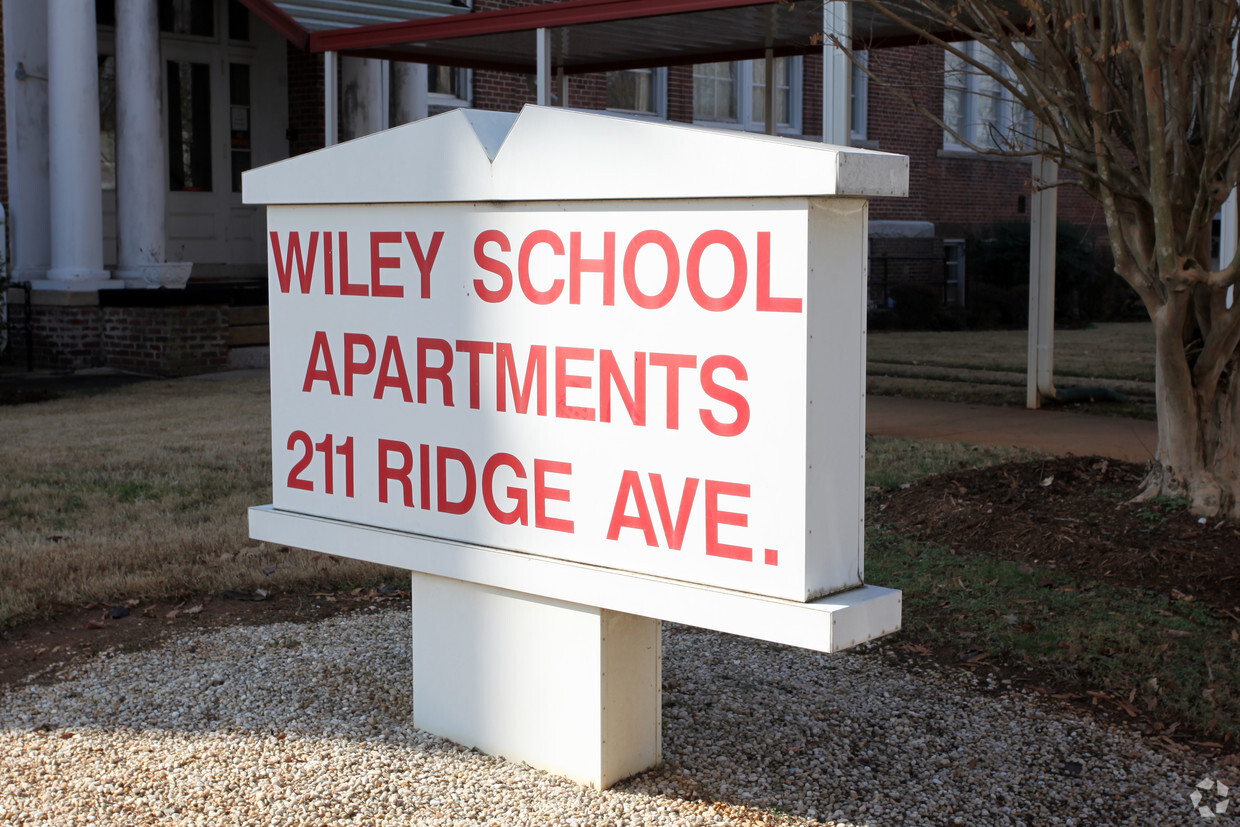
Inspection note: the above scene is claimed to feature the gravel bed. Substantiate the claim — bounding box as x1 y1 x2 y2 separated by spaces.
0 606 1232 826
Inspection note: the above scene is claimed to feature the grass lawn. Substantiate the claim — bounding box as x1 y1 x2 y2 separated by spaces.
0 374 397 626
868 321 1157 416
2 362 1231 750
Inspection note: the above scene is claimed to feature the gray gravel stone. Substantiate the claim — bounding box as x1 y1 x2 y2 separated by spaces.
0 607 1233 825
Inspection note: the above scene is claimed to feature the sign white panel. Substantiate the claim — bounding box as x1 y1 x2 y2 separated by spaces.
266 198 859 601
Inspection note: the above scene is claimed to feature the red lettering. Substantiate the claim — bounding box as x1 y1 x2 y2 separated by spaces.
555 346 595 421
623 230 679 309
496 344 548 416
369 231 404 298
378 439 415 506
271 231 319 294
606 469 657 546
456 340 494 410
650 474 699 551
649 352 696 430
599 350 646 426
406 231 444 300
687 230 746 311
534 459 574 534
342 332 376 396
569 231 615 305
483 453 528 526
705 480 751 561
755 231 801 312
473 230 512 302
417 338 454 406
419 443 431 509
323 232 335 295
338 233 364 296
437 447 476 515
302 330 340 395
700 355 750 437
375 336 412 402
518 230 566 305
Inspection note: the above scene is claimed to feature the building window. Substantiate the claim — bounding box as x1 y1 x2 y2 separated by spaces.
694 58 802 134
159 0 216 37
693 62 738 122
943 43 1031 151
228 0 250 42
606 68 666 117
230 63 251 193
428 65 471 111
168 60 213 191
850 51 868 143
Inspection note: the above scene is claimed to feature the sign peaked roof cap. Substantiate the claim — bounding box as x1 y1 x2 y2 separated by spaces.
243 106 909 205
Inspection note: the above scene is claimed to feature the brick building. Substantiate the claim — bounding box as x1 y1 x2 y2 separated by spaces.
3 0 1105 374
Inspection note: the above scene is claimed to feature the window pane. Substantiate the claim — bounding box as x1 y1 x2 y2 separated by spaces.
428 65 460 98
751 58 791 127
99 55 117 191
167 60 213 191
230 63 251 193
228 0 250 41
694 62 736 121
607 69 656 113
160 0 215 37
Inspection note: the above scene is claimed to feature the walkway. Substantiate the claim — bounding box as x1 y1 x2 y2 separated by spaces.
867 395 1159 463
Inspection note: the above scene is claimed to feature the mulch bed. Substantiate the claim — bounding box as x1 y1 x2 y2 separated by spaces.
872 455 1240 613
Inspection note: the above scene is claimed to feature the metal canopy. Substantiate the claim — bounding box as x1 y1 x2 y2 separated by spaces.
237 0 949 73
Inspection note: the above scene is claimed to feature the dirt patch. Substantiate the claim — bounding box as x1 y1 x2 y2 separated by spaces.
0 587 410 688
873 455 1240 612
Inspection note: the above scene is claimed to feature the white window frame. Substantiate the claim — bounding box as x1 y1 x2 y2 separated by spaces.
693 57 803 135
605 67 668 119
942 42 1030 152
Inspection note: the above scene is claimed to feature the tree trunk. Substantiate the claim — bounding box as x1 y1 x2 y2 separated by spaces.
1141 298 1240 518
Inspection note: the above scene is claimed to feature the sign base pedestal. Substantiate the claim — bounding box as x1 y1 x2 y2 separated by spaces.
411 572 662 788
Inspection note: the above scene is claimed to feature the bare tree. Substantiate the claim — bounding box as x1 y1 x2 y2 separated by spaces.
846 0 1240 516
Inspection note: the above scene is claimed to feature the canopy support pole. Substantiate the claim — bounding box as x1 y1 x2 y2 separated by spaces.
1026 136 1059 409
821 1 851 145
536 27 551 106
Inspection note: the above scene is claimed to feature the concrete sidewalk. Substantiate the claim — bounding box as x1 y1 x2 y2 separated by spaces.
867 395 1159 464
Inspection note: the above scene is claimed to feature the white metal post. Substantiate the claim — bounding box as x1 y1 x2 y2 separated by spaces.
536 27 552 106
1026 146 1059 409
821 1 851 145
324 51 338 147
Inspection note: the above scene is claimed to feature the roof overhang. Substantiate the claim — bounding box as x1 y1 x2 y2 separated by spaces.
237 0 981 74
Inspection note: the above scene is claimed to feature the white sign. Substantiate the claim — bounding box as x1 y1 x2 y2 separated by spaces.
267 198 858 602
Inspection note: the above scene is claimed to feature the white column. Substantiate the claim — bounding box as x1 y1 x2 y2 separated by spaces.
411 573 662 789
341 56 385 140
390 63 428 127
1026 149 1059 408
821 1 851 146
536 28 551 106
115 0 169 287
45 0 108 285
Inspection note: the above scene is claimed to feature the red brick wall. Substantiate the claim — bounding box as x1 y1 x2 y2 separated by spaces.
20 307 104 371
863 45 1105 238
102 306 229 377
12 304 228 375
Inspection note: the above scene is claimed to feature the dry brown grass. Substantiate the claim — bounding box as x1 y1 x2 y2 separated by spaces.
0 373 399 626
